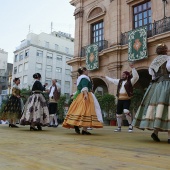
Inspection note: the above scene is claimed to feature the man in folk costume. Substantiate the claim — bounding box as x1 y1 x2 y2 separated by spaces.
47 79 61 127
102 63 139 132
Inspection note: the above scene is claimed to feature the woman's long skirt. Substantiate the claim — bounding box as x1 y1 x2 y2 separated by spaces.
2 95 22 120
63 92 103 128
20 93 49 126
132 80 170 131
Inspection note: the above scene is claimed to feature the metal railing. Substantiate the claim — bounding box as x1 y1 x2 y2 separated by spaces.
121 16 170 45
80 40 108 57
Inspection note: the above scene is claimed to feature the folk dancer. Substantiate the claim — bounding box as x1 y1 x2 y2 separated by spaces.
102 63 139 132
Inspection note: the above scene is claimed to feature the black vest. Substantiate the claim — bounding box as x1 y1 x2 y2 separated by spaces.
116 79 133 97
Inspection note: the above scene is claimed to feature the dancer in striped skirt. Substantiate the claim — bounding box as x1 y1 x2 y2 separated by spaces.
62 67 103 135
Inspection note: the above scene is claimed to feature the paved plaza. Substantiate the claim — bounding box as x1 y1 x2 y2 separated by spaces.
0 125 169 170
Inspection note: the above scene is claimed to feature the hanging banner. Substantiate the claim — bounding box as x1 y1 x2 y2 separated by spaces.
128 26 147 61
86 44 99 70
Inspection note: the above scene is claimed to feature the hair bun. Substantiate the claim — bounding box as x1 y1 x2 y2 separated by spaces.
13 77 19 82
33 73 41 79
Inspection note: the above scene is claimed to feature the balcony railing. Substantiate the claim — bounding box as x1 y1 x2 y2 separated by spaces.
81 40 108 57
121 16 170 45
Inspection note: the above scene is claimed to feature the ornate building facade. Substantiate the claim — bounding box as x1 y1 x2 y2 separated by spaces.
69 0 170 95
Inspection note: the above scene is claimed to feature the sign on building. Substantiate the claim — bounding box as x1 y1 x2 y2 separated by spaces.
128 26 147 61
86 44 99 70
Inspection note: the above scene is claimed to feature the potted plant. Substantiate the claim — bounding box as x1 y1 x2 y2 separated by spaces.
95 93 116 126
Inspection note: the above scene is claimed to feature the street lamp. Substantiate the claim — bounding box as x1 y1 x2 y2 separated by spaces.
162 0 168 18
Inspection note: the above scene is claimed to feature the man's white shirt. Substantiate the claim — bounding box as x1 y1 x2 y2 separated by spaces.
105 68 139 94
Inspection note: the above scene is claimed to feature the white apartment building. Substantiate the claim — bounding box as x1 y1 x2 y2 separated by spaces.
0 49 8 93
13 31 74 98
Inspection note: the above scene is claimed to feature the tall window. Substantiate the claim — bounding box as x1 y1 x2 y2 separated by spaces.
91 21 104 43
24 62 28 70
46 65 52 72
47 52 53 59
37 50 43 57
36 63 42 70
56 55 62 61
133 1 152 30
57 79 61 85
23 75 28 84
25 50 29 58
45 79 51 86
65 69 71 75
56 67 62 73
19 52 23 61
65 81 70 88
18 64 23 72
14 54 18 62
14 67 17 74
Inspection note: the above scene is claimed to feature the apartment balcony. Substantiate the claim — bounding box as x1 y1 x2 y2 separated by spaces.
121 16 170 45
80 40 108 57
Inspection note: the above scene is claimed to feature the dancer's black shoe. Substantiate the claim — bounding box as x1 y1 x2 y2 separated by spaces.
82 130 91 135
9 124 19 128
53 124 58 128
37 125 42 131
151 133 160 142
30 126 38 131
74 126 80 134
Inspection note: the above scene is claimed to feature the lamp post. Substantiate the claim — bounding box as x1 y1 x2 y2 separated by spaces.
162 0 168 18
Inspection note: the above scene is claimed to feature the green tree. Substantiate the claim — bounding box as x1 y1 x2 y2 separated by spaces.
101 93 116 120
57 95 66 122
95 93 116 121
20 88 31 104
130 88 145 116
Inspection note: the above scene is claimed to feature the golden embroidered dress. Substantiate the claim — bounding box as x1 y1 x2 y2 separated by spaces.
2 85 22 120
63 75 103 129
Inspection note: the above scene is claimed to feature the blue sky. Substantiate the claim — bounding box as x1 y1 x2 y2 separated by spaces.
0 0 75 63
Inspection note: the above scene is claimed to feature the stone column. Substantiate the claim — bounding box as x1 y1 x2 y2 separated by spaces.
73 5 84 60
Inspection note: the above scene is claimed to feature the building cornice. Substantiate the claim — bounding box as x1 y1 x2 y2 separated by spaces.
70 0 80 6
74 7 84 19
14 44 73 57
67 57 82 65
126 0 146 5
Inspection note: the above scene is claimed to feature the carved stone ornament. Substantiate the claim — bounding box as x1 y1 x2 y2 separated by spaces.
74 7 83 19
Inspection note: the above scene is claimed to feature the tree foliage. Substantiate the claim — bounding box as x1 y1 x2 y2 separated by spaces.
95 93 116 120
20 88 31 104
130 88 145 113
57 95 66 120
